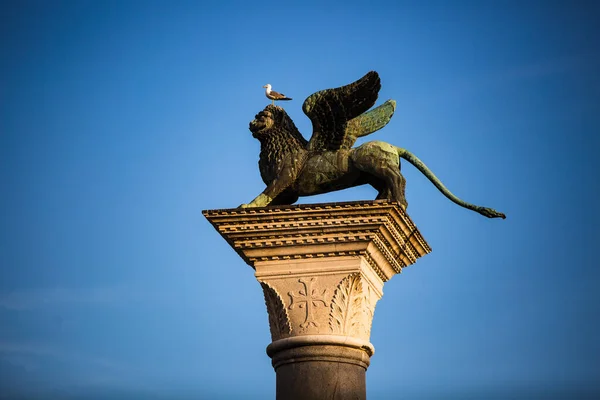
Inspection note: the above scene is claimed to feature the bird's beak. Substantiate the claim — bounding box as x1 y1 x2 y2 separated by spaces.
262 85 267 88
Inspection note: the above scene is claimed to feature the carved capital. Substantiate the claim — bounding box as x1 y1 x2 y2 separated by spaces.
204 200 430 376
202 200 431 281
257 268 382 345
260 282 292 341
330 273 377 339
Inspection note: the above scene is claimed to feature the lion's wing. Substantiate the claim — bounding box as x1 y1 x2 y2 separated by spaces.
303 71 381 152
343 100 396 148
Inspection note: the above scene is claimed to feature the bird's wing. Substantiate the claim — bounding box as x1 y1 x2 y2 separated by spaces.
303 71 381 152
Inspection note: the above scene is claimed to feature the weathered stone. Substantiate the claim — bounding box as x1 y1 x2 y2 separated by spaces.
243 71 506 219
203 200 431 399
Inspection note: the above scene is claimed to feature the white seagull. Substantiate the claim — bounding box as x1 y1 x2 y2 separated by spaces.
263 84 292 105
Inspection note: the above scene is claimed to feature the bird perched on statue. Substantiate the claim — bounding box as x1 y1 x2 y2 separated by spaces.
263 84 292 105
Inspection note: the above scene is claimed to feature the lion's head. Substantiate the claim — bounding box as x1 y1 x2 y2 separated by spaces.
249 108 275 138
249 105 308 186
249 105 306 146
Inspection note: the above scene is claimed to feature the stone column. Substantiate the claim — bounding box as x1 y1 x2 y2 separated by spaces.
203 200 430 400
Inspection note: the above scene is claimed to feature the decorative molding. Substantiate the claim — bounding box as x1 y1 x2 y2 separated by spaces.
329 273 365 336
362 285 376 337
235 229 380 248
385 218 420 262
260 282 292 341
249 250 365 264
373 236 404 274
362 252 389 282
203 200 431 270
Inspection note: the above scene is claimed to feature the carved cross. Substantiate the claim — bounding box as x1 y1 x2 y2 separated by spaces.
288 278 328 329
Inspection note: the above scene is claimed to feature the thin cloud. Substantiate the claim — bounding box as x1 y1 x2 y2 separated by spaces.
0 285 134 310
0 277 202 311
0 340 155 393
0 340 124 371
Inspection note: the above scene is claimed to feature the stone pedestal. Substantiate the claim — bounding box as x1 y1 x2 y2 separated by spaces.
203 200 430 400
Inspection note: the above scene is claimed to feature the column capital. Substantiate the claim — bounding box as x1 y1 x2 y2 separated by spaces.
203 200 430 281
203 200 431 399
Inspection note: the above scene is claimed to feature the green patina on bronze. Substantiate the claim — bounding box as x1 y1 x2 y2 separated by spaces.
242 71 505 219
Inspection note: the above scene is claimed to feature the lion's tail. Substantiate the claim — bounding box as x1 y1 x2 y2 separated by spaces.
395 147 506 219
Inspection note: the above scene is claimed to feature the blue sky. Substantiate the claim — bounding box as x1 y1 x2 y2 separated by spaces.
1 1 599 398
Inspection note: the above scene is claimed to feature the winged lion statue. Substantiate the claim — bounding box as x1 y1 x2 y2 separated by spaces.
242 71 505 219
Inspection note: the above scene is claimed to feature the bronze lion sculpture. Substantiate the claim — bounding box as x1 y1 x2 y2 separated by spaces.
242 71 505 219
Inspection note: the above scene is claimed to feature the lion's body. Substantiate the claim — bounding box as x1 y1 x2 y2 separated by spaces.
242 70 505 218
295 149 361 196
294 142 405 199
244 104 505 219
248 105 408 208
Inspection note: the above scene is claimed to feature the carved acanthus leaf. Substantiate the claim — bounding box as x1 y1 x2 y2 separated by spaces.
329 273 364 335
260 282 292 341
363 285 375 337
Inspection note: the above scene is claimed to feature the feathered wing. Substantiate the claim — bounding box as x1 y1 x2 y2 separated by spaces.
303 71 381 152
343 99 396 148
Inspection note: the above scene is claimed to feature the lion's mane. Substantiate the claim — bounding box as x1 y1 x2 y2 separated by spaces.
253 105 308 185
